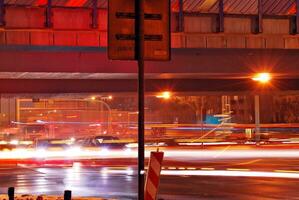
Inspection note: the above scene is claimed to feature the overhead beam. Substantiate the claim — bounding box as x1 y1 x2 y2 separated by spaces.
0 79 296 93
2 47 299 76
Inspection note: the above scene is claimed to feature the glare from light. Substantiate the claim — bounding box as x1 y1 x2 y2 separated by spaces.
9 140 19 145
91 96 96 100
252 73 272 83
126 143 138 148
66 147 82 157
19 141 33 145
108 95 113 100
73 162 81 170
99 148 109 155
70 137 75 144
156 91 171 99
124 148 132 155
36 148 46 158
126 168 134 176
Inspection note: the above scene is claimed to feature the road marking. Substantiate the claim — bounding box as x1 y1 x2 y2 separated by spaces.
274 170 299 173
17 164 47 174
227 168 250 171
168 167 176 170
213 145 231 158
201 168 215 170
235 159 262 166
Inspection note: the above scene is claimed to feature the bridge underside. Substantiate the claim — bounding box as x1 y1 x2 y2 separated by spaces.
1 47 299 93
0 79 299 94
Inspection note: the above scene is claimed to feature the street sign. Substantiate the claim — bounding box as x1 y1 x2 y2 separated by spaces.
108 0 170 61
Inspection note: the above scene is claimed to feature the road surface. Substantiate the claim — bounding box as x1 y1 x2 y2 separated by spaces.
0 156 299 199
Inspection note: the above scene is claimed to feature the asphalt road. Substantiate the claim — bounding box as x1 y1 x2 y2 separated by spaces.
0 156 299 199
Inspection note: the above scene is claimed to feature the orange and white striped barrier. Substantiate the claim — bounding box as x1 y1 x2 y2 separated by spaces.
145 151 164 200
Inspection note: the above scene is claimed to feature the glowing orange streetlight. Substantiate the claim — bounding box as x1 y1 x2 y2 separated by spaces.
251 72 272 144
252 73 272 84
156 91 171 100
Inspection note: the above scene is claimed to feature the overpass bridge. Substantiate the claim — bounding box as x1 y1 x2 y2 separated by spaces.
1 0 299 93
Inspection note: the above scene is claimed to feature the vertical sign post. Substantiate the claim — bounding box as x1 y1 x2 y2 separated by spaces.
108 1 170 199
135 0 145 199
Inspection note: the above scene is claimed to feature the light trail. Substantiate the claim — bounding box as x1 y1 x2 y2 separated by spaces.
1 148 299 160
161 170 299 179
92 167 299 179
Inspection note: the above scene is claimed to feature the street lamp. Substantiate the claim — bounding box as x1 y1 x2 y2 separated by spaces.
252 72 272 84
156 91 172 100
251 72 272 143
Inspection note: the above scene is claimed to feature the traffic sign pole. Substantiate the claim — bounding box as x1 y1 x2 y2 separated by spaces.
135 0 145 199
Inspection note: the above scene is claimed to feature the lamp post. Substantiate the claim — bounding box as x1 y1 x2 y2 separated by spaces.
254 95 260 142
252 73 272 143
89 97 113 134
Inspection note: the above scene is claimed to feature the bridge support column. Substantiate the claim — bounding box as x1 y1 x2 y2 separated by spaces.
255 0 263 33
45 0 52 28
178 0 184 32
217 0 224 32
92 0 98 28
0 0 4 27
296 0 299 34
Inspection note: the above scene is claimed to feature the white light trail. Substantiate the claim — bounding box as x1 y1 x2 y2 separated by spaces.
1 148 299 160
161 170 299 179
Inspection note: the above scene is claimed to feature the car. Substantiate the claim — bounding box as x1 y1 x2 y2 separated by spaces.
35 139 70 150
76 136 127 149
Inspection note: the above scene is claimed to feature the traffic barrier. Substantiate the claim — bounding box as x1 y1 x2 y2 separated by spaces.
145 151 164 200
64 191 71 200
8 187 14 200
